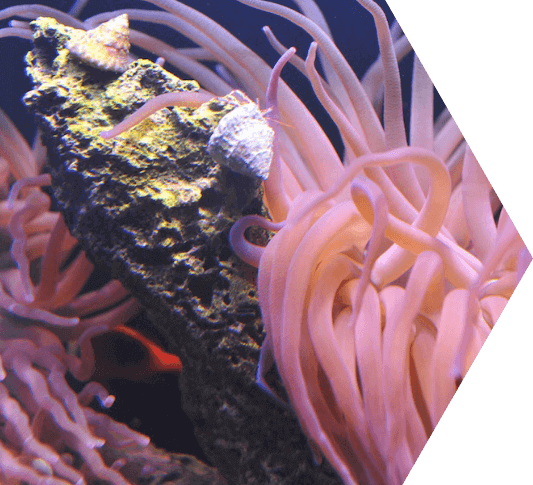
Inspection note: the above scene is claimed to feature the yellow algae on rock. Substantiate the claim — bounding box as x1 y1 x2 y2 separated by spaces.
23 16 265 346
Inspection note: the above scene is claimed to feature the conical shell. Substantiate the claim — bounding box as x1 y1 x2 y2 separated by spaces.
66 14 130 72
207 103 274 180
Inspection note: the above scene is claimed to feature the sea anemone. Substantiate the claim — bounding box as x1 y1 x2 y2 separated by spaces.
0 1 530 484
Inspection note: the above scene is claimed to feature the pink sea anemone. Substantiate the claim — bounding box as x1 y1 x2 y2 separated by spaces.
0 4 148 481
226 2 530 484
94 0 530 482
0 87 147 484
0 0 530 484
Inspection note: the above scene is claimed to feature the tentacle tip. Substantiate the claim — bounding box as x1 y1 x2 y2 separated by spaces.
99 394 115 408
68 316 81 326
58 315 80 327
141 436 151 447
449 363 463 385
99 130 112 140
110 458 127 470
308 439 324 466
256 374 290 410
94 438 106 448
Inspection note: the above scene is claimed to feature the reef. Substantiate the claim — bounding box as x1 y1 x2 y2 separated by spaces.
21 16 342 485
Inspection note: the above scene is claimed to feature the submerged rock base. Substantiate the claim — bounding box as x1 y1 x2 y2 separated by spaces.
23 16 343 485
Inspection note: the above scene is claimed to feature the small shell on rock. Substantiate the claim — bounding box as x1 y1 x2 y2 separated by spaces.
207 103 274 180
66 14 130 72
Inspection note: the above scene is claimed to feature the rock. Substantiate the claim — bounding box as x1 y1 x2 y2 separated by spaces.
22 16 343 485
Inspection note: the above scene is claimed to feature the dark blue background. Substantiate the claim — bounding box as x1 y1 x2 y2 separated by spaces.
1 0 406 154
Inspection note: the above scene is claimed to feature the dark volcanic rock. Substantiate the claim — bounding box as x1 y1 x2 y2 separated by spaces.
22 16 343 485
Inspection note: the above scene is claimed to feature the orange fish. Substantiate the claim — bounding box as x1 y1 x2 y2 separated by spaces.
91 325 182 382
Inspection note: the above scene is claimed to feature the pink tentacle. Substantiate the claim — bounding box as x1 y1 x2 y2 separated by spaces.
263 47 296 222
229 214 284 267
100 90 214 139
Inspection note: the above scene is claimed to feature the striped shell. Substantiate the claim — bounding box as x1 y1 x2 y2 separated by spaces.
66 14 130 73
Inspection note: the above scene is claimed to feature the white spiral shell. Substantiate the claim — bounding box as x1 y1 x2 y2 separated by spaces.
207 103 274 180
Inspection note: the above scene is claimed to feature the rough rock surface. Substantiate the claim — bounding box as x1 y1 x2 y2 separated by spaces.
102 443 228 485
23 16 343 485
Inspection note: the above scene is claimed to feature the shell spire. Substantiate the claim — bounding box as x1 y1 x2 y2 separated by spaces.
66 14 130 73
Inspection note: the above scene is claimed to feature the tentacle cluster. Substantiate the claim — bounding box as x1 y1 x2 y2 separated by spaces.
228 2 527 484
0 104 146 484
